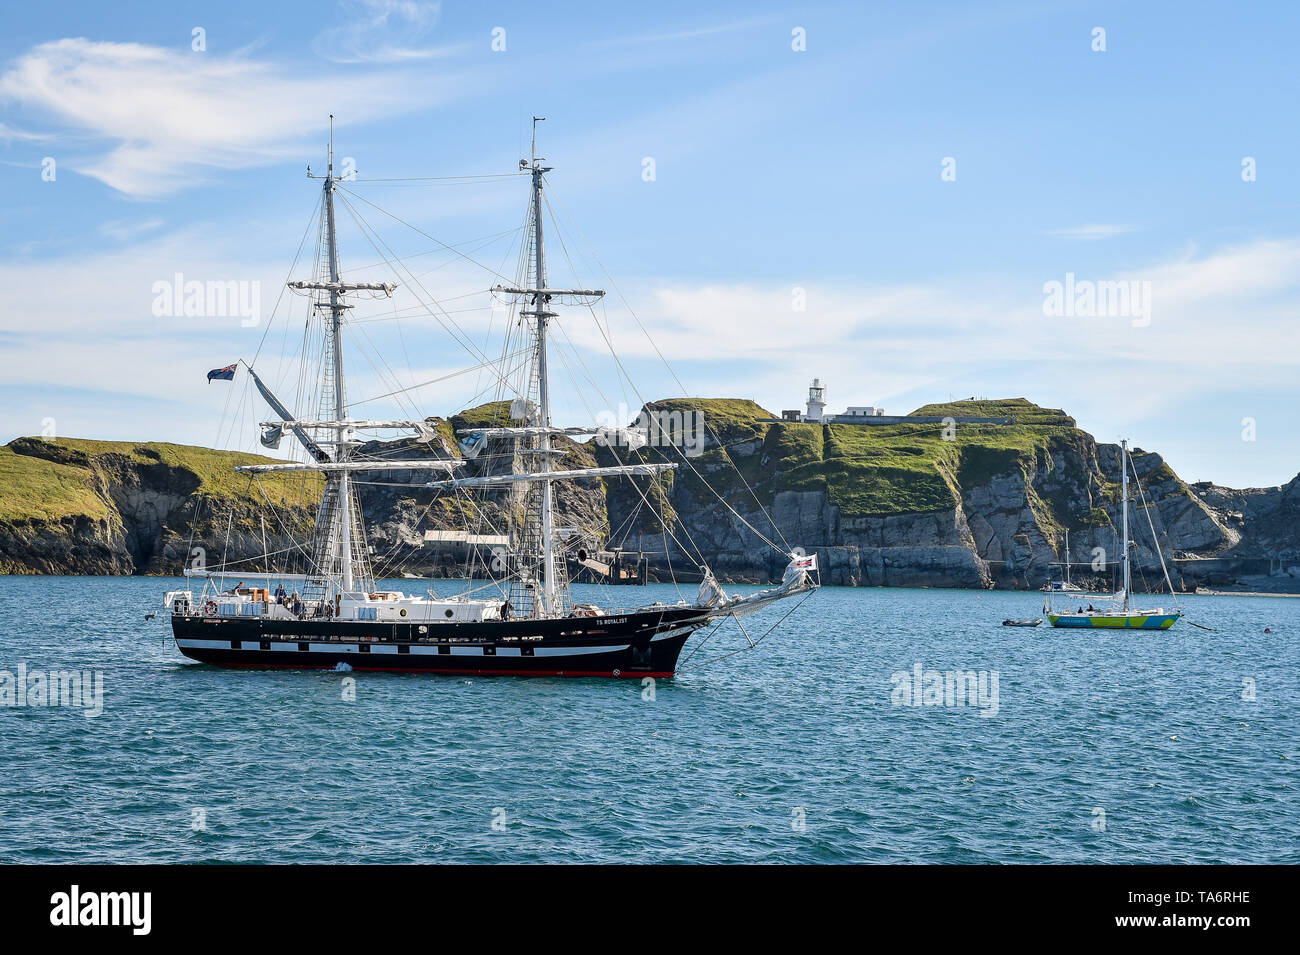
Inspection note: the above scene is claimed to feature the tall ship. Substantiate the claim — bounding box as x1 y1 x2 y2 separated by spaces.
164 120 818 676
1044 439 1182 630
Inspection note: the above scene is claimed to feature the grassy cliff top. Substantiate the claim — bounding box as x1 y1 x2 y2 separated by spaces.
646 397 773 422
0 437 322 522
909 398 1077 427
449 400 523 433
452 397 775 445
761 399 1086 518
0 445 112 522
584 395 1095 519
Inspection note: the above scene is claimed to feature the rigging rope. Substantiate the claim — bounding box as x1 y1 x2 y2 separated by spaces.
1129 452 1181 609
676 591 815 675
541 190 791 558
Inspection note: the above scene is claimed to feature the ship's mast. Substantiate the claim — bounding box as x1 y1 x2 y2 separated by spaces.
1120 438 1131 611
322 118 356 593
485 118 609 617
528 119 558 615
1064 529 1071 587
295 115 378 597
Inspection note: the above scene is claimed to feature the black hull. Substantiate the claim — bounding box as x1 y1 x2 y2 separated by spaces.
171 607 704 678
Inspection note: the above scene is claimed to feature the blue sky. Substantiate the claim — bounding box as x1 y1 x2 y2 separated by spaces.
1 0 1298 488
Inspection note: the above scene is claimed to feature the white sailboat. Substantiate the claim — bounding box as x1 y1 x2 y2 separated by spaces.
1045 439 1182 630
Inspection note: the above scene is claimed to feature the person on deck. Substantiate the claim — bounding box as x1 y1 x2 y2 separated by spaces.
275 583 287 603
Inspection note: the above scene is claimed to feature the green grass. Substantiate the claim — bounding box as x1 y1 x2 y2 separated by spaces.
821 423 960 515
0 445 110 522
645 397 772 442
752 400 1087 519
910 398 1077 427
1 437 322 523
431 417 458 449
767 422 827 493
592 396 1094 520
449 400 523 433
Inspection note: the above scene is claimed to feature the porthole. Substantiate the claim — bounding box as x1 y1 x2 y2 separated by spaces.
399 608 407 617
444 609 454 618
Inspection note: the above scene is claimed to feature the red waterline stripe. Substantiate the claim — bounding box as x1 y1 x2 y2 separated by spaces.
212 662 674 678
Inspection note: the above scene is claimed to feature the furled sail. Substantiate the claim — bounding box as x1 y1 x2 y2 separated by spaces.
459 432 488 460
714 556 818 618
458 424 650 450
425 462 675 490
695 567 727 608
235 460 463 474
259 423 284 450
247 366 330 463
259 418 442 447
268 419 440 431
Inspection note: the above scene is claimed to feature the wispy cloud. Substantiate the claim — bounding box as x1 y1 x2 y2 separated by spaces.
312 0 457 64
0 38 454 197
0 120 50 143
587 16 778 51
99 217 164 241
1045 224 1136 240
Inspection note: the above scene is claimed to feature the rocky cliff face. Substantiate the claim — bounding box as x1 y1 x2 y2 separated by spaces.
591 398 1294 591
1 398 1296 590
0 437 319 575
0 406 608 580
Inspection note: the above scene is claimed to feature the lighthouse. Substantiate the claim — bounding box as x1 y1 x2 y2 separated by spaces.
805 378 827 422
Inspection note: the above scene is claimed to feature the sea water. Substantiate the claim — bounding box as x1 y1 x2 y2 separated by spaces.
0 576 1295 863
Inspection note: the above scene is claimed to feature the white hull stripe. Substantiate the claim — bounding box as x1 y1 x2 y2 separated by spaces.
176 639 629 657
534 644 627 656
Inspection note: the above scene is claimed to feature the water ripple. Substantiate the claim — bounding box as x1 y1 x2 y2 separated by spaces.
1 578 1296 862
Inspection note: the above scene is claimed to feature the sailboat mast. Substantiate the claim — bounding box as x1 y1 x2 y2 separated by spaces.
323 116 354 594
1120 438 1130 611
527 118 557 616
1064 529 1070 586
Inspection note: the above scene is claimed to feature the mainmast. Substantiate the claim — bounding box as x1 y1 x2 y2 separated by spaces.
488 118 609 617
528 121 559 615
1120 438 1131 611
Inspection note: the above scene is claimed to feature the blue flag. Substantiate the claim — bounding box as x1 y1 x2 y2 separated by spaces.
207 363 237 382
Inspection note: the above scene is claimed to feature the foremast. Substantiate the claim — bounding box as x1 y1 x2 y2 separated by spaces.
290 118 359 596
529 124 559 615
258 117 430 601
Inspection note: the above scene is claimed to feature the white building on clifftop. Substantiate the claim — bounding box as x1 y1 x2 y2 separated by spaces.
782 379 885 423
